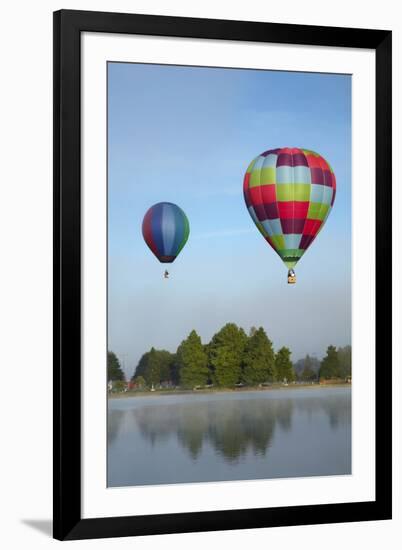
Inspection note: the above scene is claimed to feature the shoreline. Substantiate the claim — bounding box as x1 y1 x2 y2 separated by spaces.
109 383 351 399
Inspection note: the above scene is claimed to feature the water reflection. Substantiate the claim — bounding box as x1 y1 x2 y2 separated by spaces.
108 390 350 463
107 408 125 445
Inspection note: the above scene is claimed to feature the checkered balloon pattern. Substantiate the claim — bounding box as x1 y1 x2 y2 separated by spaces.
243 147 336 269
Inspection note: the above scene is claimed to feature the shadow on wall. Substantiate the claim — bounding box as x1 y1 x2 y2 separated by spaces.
21 519 52 538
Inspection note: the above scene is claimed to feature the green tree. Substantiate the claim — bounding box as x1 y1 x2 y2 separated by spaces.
145 348 160 386
319 345 341 379
111 380 126 392
133 351 149 382
293 358 305 379
156 350 175 383
275 347 295 382
242 327 276 384
249 326 257 337
107 351 125 381
338 345 352 379
208 323 247 386
168 353 180 386
176 330 209 388
132 348 175 387
300 354 317 381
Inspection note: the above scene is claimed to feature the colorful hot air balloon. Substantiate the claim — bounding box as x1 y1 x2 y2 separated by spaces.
142 202 190 265
243 147 336 283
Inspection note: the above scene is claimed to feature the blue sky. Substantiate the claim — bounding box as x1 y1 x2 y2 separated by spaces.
108 62 351 377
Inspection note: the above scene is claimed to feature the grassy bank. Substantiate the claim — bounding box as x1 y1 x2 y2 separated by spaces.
108 382 351 399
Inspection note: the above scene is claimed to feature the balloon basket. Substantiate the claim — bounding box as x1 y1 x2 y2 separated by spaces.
287 270 296 284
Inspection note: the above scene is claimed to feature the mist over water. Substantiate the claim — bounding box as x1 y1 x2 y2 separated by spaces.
108 387 351 487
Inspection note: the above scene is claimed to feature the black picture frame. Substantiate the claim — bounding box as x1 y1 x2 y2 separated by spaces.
53 9 392 541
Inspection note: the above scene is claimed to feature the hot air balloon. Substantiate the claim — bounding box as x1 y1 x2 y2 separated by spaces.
243 148 336 283
142 202 189 275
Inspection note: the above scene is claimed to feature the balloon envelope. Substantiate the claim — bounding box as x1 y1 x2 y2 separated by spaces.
142 202 190 263
243 147 336 269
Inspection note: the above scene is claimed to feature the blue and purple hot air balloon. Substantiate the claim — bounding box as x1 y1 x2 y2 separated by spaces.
142 202 190 264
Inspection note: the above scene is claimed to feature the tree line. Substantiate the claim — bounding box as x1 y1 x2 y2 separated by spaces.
293 345 351 381
133 324 295 388
107 323 351 389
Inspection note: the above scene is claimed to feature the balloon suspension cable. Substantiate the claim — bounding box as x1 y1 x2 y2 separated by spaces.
287 269 296 285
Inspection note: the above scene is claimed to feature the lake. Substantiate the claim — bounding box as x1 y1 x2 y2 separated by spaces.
108 386 351 487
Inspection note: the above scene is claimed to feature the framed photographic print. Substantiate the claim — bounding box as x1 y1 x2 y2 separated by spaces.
53 9 392 541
